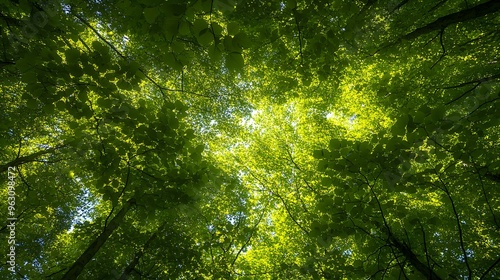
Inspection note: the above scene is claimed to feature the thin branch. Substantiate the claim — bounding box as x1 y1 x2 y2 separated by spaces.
389 244 409 279
467 97 500 117
361 170 391 234
44 267 66 278
470 156 499 229
119 223 167 280
427 0 448 13
418 220 433 279
292 9 304 66
78 36 92 52
284 147 318 195
435 172 472 279
443 73 500 89
390 0 411 14
274 189 309 235
430 29 446 69
117 163 132 200
480 255 500 280
444 82 480 105
104 163 131 230
248 171 309 235
422 31 441 49
230 203 266 268
457 30 497 47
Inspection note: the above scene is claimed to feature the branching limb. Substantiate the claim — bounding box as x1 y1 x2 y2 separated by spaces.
389 245 409 279
103 163 130 231
62 198 136 280
376 0 500 54
284 147 318 195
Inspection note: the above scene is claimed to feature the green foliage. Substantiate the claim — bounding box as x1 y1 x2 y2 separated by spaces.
1 0 500 279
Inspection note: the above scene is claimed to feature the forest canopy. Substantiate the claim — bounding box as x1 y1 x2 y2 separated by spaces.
1 0 500 279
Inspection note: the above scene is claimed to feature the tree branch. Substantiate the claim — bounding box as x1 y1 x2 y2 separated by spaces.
71 13 192 98
403 0 500 41
480 255 500 279
390 0 411 14
119 223 166 280
0 144 68 173
430 29 446 69
292 9 304 66
230 205 266 268
61 198 136 280
436 172 472 279
389 235 443 280
443 73 500 90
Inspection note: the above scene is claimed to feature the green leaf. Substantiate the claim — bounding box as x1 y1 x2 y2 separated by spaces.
21 71 37 83
321 177 332 186
227 22 240 36
178 20 191 36
212 22 223 36
144 7 160 24
391 115 407 136
226 52 244 71
197 28 213 46
208 44 223 61
169 117 179 129
193 19 208 35
313 149 325 159
117 80 132 90
65 48 80 65
164 53 182 70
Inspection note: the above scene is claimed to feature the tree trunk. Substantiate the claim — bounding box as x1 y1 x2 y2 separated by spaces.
61 198 136 280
